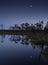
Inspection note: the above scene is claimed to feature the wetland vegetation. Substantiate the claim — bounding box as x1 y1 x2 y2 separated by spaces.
0 20 48 44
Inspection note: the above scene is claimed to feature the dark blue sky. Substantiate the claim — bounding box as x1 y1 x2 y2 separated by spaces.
0 0 48 29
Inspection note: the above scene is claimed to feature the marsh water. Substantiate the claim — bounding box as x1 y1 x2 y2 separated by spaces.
0 35 48 65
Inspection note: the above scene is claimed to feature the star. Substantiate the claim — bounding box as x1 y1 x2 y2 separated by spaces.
29 5 32 8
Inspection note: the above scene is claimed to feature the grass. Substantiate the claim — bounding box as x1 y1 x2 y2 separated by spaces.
0 30 48 45
27 32 48 45
42 49 48 57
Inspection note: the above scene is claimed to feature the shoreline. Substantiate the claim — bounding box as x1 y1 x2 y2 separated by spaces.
0 30 48 44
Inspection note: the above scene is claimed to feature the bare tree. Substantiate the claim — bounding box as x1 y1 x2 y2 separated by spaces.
21 23 25 30
44 21 48 30
25 22 29 30
35 20 44 30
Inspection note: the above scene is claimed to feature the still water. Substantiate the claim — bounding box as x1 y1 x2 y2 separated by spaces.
0 35 48 65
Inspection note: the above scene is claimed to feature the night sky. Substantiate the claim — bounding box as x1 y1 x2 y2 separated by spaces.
0 0 48 29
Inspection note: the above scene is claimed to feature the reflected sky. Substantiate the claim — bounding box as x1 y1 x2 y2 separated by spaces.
0 35 40 65
0 0 48 29
0 35 48 65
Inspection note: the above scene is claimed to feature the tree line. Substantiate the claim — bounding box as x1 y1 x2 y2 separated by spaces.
9 20 48 31
1 20 48 31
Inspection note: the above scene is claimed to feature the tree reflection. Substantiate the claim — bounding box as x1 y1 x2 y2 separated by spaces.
9 35 32 46
37 44 44 64
6 35 48 65
38 44 48 65
1 35 5 43
21 39 29 45
42 46 48 57
0 34 48 64
9 35 21 43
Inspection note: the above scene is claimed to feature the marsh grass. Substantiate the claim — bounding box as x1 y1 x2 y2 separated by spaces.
0 30 48 44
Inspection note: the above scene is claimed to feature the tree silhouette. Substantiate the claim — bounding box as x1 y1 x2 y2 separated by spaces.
35 21 44 30
21 23 25 30
9 26 14 30
14 24 21 30
44 21 48 31
35 22 39 30
1 24 3 30
25 22 29 30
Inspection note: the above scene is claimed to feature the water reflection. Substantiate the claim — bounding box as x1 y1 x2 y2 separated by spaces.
0 35 5 43
9 35 21 43
0 35 48 65
9 35 31 45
